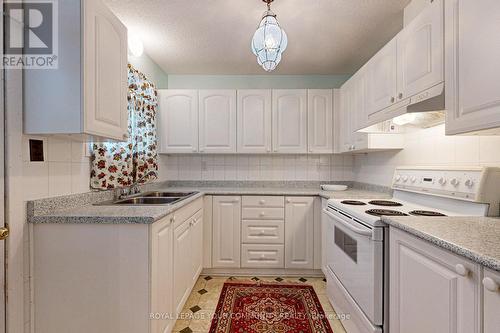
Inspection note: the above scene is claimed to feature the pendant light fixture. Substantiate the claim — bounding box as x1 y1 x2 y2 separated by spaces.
251 0 288 72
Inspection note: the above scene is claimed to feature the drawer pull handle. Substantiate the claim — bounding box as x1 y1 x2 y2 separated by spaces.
455 264 469 277
483 277 499 292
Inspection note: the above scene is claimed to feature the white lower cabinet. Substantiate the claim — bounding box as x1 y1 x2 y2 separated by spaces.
390 228 480 333
212 196 241 268
241 244 285 268
32 198 203 333
483 268 500 333
285 196 314 269
150 215 175 333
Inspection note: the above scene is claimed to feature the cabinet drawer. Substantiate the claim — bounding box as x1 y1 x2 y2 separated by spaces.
242 196 284 208
242 207 284 220
242 220 284 244
241 244 284 268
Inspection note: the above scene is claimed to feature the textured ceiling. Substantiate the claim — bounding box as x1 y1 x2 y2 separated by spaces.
104 0 411 75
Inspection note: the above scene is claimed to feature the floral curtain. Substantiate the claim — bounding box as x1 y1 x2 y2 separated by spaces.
90 64 159 189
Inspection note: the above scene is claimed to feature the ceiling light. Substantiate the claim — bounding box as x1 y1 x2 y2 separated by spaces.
128 34 144 57
251 0 288 72
392 113 418 126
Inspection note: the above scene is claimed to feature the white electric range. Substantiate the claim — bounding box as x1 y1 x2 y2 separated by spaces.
322 166 500 333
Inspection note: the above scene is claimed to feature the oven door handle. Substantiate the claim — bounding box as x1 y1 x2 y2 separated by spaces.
323 209 373 237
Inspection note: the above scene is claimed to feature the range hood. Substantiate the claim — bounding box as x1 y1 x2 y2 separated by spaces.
361 83 446 132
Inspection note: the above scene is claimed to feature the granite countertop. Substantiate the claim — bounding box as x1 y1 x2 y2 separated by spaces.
27 184 391 225
383 216 500 272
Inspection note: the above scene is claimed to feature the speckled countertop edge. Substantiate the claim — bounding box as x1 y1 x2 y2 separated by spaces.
27 181 392 225
383 216 500 272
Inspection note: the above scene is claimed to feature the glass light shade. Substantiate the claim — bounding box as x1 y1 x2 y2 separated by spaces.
251 11 287 72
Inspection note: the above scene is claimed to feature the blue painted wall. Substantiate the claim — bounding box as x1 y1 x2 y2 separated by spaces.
128 53 169 88
167 74 350 89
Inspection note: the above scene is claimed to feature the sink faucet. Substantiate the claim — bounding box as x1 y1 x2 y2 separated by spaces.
116 170 157 199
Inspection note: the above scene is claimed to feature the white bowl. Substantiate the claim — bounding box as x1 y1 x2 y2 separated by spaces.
321 184 348 191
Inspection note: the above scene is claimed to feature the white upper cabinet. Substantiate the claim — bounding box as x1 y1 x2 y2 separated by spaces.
365 38 398 118
199 90 237 153
272 90 308 153
83 0 128 140
24 0 128 142
237 90 272 153
308 90 334 154
397 0 444 101
445 0 500 135
158 90 199 153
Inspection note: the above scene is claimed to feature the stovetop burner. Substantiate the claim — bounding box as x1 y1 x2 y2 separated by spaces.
366 209 409 217
368 200 403 207
341 200 367 206
409 210 447 217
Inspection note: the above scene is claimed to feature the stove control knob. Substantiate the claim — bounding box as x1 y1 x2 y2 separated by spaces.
465 179 474 188
450 178 460 187
395 175 401 182
438 177 447 185
410 176 417 183
402 176 409 182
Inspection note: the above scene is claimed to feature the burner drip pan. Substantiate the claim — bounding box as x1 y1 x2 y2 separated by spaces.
409 210 447 217
368 200 403 207
341 200 367 206
366 209 409 217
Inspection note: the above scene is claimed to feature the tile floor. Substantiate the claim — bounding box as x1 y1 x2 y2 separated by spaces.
173 275 347 333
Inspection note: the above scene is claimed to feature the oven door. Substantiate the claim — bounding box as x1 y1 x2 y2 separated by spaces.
323 208 384 325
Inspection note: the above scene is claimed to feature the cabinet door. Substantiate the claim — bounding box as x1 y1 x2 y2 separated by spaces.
284 197 314 269
336 86 351 153
483 268 500 333
83 0 128 141
445 0 500 135
308 90 333 154
212 196 241 268
199 90 237 153
158 90 198 153
272 90 307 153
365 38 398 117
351 72 369 151
150 215 174 333
237 90 272 153
173 219 192 315
190 210 204 285
397 0 444 101
390 228 480 333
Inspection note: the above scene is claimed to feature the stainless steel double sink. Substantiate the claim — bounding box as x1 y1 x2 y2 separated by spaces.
96 191 198 206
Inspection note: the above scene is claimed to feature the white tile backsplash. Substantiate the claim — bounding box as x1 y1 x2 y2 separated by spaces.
23 135 91 198
352 124 500 186
159 154 354 182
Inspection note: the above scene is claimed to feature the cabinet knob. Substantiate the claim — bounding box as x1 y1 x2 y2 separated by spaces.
260 254 266 260
483 277 499 292
398 92 403 99
267 148 271 153
259 200 266 205
455 264 469 277
259 230 266 236
259 212 266 217
286 198 292 203
391 97 395 103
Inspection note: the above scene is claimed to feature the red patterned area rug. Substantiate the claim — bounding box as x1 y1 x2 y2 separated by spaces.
209 282 334 333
